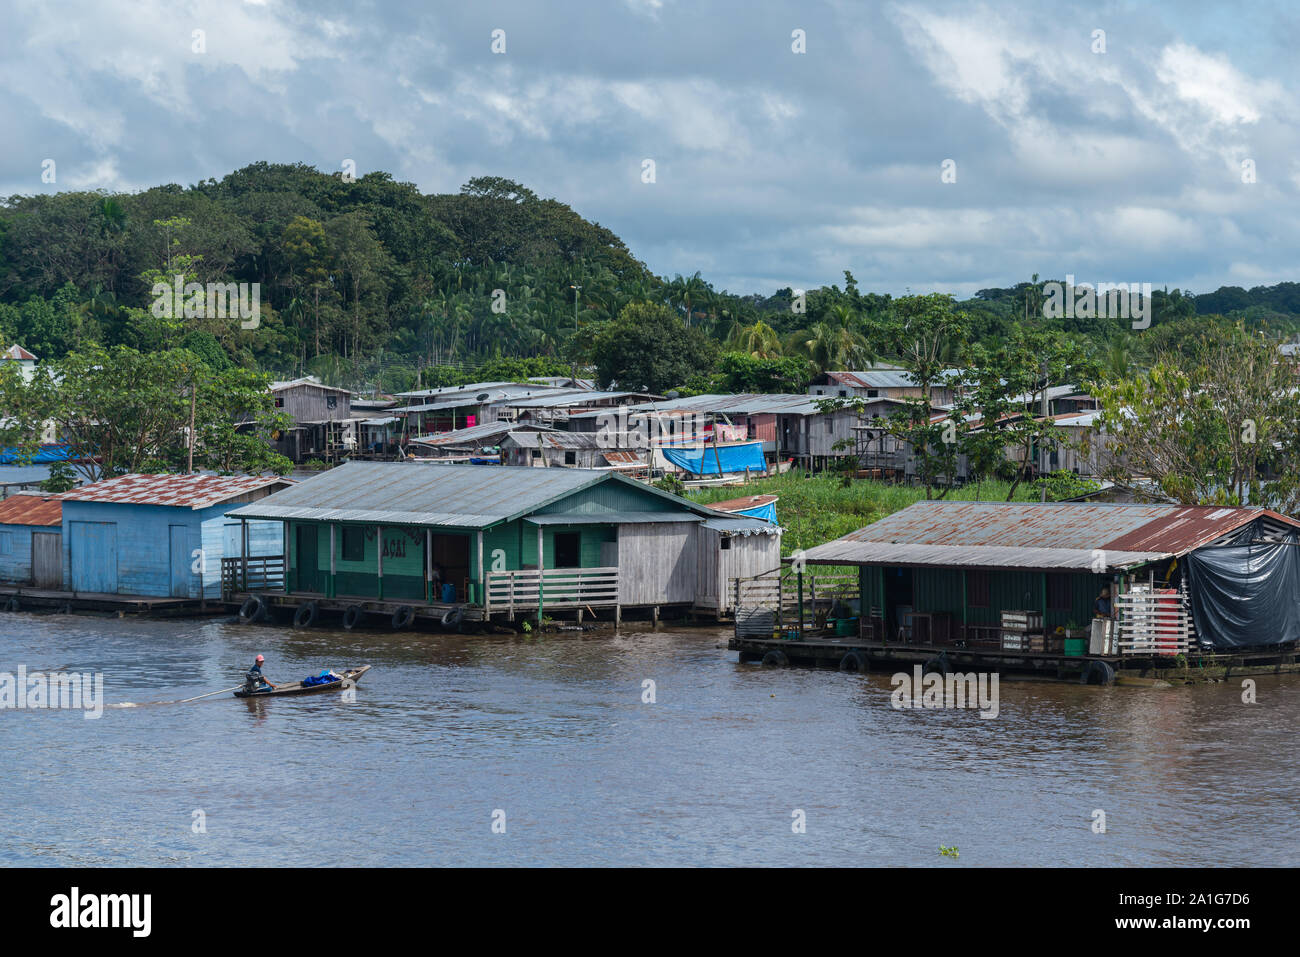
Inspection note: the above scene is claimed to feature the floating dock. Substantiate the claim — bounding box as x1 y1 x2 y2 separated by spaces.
729 633 1300 685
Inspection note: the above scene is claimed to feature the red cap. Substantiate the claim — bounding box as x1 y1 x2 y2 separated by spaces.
255 654 264 662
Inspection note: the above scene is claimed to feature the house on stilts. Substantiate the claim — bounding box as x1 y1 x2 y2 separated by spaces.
223 461 781 628
729 500 1300 682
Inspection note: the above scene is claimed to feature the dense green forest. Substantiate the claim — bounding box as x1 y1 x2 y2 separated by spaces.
4 162 1300 396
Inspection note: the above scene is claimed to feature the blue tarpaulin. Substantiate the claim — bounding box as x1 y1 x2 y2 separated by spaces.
661 442 766 476
0 444 74 465
732 501 778 523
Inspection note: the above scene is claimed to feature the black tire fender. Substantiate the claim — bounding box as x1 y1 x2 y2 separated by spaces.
440 606 464 629
342 605 363 630
4 596 20 612
761 649 789 668
922 653 950 677
293 601 319 629
1082 660 1116 686
239 595 265 623
391 605 415 629
839 651 869 673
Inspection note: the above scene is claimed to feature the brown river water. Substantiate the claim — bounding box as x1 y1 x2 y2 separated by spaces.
1 611 1297 866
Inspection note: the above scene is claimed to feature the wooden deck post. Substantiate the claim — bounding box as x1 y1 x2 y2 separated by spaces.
536 524 545 624
282 521 289 594
652 605 659 628
425 528 432 603
241 519 249 590
329 524 336 598
477 529 485 608
797 568 805 639
614 604 621 631
376 524 383 601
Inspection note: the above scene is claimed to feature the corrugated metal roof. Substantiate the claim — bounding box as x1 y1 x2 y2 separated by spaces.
800 500 1300 569
0 494 62 526
394 381 565 400
1 345 38 361
270 377 350 395
504 431 606 450
702 515 780 535
525 511 702 525
501 390 651 409
412 422 554 446
62 473 293 510
228 461 741 528
802 541 1160 570
227 461 615 528
601 451 644 466
618 394 828 417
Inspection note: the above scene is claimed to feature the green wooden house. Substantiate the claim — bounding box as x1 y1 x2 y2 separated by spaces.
225 461 780 621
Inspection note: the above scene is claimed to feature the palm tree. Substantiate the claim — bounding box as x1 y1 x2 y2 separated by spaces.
726 320 784 358
786 303 875 373
1105 336 1133 381
667 271 708 326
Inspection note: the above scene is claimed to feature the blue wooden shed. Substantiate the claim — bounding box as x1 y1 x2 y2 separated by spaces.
0 493 64 588
58 474 293 599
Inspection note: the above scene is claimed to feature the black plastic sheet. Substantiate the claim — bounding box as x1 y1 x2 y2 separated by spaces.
1186 538 1300 649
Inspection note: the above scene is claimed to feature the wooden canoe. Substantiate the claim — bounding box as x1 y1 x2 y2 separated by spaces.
233 665 371 698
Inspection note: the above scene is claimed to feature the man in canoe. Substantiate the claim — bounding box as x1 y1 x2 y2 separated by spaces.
243 654 277 694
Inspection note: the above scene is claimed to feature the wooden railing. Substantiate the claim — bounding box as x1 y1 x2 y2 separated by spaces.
221 555 285 599
485 567 620 614
731 567 861 638
1116 589 1194 655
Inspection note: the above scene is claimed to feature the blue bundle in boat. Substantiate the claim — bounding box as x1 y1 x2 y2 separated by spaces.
301 670 339 687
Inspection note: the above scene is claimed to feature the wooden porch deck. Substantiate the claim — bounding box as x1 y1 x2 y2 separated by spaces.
0 584 212 616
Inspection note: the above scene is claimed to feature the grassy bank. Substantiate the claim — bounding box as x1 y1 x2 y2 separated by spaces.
691 473 1038 556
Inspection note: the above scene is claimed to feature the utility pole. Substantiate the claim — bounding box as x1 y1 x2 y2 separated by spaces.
1040 358 1049 502
187 380 197 473
569 284 581 384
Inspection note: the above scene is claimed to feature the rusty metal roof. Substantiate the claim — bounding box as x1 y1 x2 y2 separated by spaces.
1 344 38 361
61 473 293 510
0 494 62 526
800 500 1300 570
504 431 605 450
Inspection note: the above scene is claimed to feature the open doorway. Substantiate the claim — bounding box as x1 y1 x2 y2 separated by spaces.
554 532 581 568
883 567 914 641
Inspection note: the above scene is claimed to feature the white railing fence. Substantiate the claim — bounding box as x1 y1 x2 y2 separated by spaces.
1116 587 1194 656
485 567 620 613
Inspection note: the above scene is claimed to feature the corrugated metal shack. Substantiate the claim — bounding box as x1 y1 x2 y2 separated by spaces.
729 500 1300 680
224 461 781 627
58 473 293 600
809 367 960 406
501 430 639 469
0 493 63 587
409 422 554 462
792 500 1300 654
268 377 354 463
574 393 862 472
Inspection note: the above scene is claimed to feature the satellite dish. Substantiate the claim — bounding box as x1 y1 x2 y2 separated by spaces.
666 390 679 400
476 393 489 402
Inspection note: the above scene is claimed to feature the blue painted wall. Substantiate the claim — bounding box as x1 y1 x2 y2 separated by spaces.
0 524 40 582
61 501 281 598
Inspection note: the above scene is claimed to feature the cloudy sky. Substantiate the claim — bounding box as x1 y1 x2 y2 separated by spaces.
3 0 1298 298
